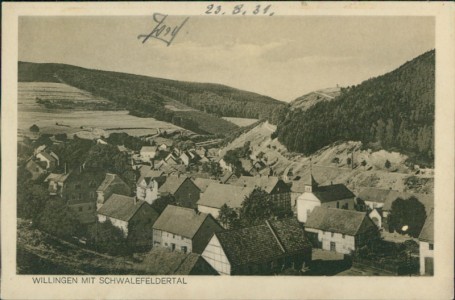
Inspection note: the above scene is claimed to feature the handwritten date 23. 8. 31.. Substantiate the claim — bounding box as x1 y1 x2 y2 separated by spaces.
205 4 274 16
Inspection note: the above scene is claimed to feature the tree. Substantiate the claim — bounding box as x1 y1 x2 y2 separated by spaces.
17 180 49 222
385 159 391 169
217 204 240 229
387 197 427 238
87 220 129 256
35 198 83 239
239 188 276 227
201 161 222 178
346 157 352 166
29 124 40 133
151 194 177 214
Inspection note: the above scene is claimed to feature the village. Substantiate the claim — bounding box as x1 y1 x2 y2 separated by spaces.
17 125 434 276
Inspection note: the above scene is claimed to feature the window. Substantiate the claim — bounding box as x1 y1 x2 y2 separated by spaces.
331 232 334 238
429 243 434 250
181 246 187 253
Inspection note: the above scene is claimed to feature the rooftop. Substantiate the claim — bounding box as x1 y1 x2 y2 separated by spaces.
215 218 311 266
234 176 281 194
419 208 434 243
305 206 375 236
97 173 127 192
153 205 210 238
97 194 155 222
159 176 196 195
193 178 220 193
197 183 254 209
313 184 355 203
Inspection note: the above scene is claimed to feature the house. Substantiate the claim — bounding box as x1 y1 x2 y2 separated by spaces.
152 205 224 254
357 188 434 230
36 151 58 170
290 180 307 212
154 137 174 151
296 174 356 223
180 150 200 166
197 183 254 219
193 178 220 193
239 158 255 175
368 208 383 229
44 171 72 196
234 176 292 214
136 175 166 205
96 173 131 209
140 248 218 275
45 170 105 224
220 171 238 184
140 146 158 161
305 207 379 254
97 194 159 247
158 176 201 209
34 144 47 155
202 218 312 275
25 159 47 181
164 152 180 165
219 158 233 172
419 208 434 275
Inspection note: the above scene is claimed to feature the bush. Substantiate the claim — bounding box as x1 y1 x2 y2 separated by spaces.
30 124 40 132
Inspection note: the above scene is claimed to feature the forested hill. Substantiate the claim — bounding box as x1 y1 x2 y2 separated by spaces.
275 50 435 165
18 62 287 134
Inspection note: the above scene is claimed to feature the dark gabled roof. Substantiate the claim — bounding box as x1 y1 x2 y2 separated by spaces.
267 218 312 253
305 207 374 236
215 218 311 266
197 183 253 209
234 176 281 194
152 205 209 239
140 248 214 275
97 173 127 192
97 194 153 222
419 208 434 243
313 184 355 203
159 176 197 195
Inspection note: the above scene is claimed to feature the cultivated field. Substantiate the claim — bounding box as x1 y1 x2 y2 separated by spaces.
222 117 259 127
18 82 184 138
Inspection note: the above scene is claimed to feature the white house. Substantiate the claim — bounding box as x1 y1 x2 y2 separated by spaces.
97 194 159 239
136 176 162 205
152 205 224 254
219 158 233 172
36 151 58 170
418 209 434 275
368 208 383 229
305 207 379 255
296 174 356 223
140 146 158 162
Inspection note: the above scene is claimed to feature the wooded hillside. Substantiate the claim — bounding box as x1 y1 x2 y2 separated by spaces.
18 62 286 134
275 50 435 165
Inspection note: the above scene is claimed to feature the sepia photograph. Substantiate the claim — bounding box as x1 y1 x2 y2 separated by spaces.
2 2 454 300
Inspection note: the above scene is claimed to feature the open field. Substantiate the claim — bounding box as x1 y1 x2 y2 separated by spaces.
18 82 185 138
222 117 259 127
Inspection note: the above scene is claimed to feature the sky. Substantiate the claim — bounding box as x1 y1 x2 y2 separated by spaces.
19 16 434 102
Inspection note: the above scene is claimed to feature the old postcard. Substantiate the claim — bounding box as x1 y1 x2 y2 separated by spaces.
2 2 454 299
